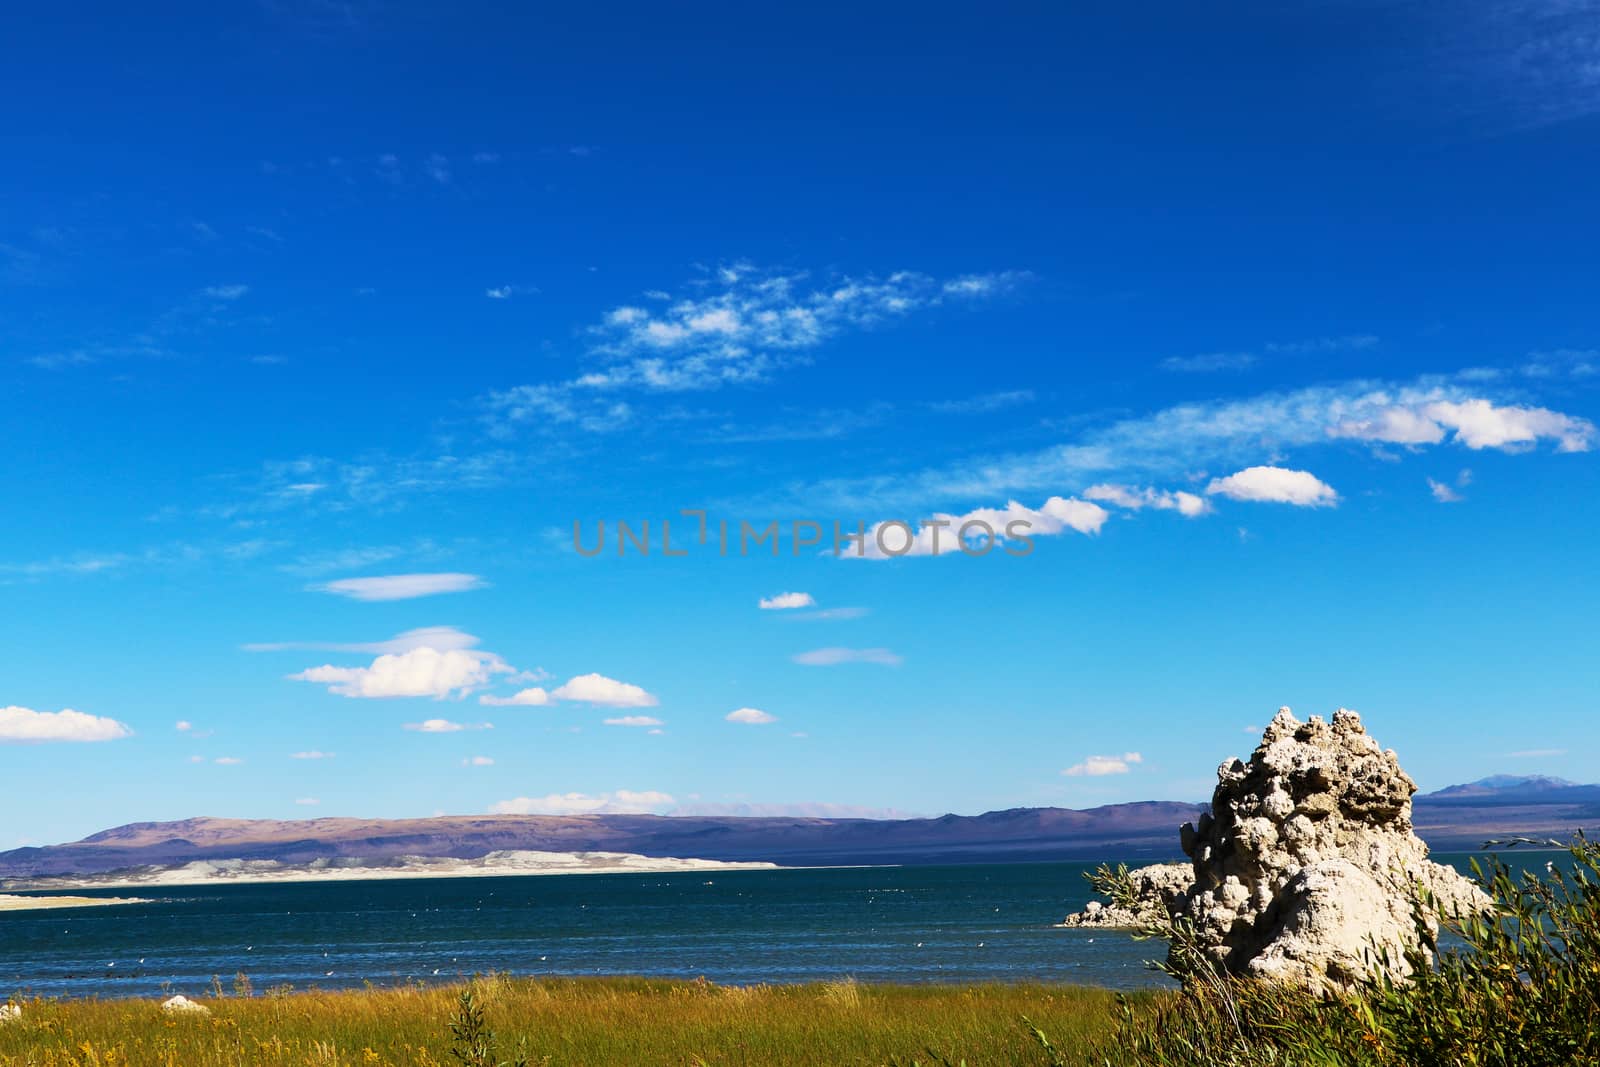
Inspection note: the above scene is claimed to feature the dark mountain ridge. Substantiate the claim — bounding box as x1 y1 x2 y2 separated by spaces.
6 775 1596 883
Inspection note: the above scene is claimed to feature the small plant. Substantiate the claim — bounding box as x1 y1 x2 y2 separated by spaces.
447 987 528 1067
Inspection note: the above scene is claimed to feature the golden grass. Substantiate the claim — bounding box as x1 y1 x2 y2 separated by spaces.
0 976 1154 1066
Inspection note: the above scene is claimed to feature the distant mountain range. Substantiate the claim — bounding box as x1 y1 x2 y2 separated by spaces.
4 775 1596 884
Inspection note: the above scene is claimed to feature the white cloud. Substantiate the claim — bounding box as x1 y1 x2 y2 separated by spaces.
403 718 493 733
488 789 675 815
549 673 658 707
725 707 778 724
480 687 552 707
1428 478 1464 503
291 646 512 699
791 647 902 667
759 592 816 610
1161 351 1257 373
1506 748 1566 758
1206 466 1339 507
781 378 1594 519
486 286 511 299
295 797 320 805
1328 406 1446 446
846 496 1107 560
791 607 870 621
292 750 334 760
1063 752 1143 777
1084 484 1211 517
246 626 483 655
0 706 133 743
604 715 664 727
1264 334 1378 355
203 284 249 300
1329 398 1593 453
175 720 192 732
462 756 495 766
481 265 1031 435
214 756 244 766
315 573 486 601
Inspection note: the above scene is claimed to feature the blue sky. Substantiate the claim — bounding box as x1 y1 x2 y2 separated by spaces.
4 1 1599 847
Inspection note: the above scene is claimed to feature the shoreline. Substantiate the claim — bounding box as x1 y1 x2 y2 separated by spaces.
2 849 788 894
0 893 148 913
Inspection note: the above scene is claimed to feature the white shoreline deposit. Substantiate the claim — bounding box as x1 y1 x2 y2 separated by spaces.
0 893 147 912
4 849 781 892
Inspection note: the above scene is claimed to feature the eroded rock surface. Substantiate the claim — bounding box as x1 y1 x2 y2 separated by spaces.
1059 862 1192 928
1169 707 1489 991
1061 708 1490 991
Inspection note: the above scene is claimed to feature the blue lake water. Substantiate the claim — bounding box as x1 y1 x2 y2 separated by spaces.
1 861 1174 999
0 854 1497 1000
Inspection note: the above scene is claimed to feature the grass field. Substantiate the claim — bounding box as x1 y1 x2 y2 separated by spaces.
0 975 1150 1066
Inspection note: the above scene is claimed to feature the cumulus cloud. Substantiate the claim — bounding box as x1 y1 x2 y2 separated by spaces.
1330 398 1593 453
846 496 1107 560
759 592 815 610
549 673 658 707
175 720 192 732
1428 477 1464 503
480 673 657 708
1083 483 1211 517
0 706 133 743
314 573 486 601
604 715 664 727
480 687 552 707
291 646 512 699
1063 752 1143 777
403 718 492 733
725 707 778 724
791 647 902 667
1206 466 1339 507
488 790 675 815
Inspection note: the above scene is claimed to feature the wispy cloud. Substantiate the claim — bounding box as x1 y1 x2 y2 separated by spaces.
291 750 334 760
1506 748 1567 758
314 573 487 601
791 647 902 667
604 715 664 727
488 790 674 815
1084 483 1210 517
780 374 1590 517
481 264 1032 436
1162 351 1258 373
845 497 1107 560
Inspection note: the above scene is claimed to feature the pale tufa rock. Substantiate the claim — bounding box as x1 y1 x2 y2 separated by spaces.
160 994 211 1015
